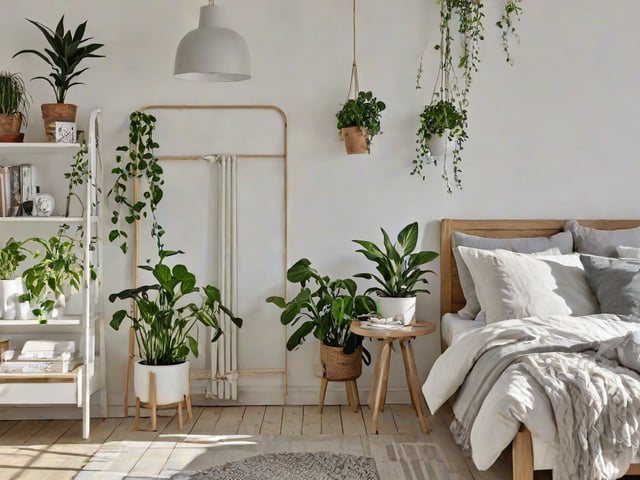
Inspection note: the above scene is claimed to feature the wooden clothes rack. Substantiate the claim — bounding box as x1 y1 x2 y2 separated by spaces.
123 104 289 417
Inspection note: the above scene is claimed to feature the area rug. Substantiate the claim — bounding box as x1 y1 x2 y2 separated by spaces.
172 451 380 480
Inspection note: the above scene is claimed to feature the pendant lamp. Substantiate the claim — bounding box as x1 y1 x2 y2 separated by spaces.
174 1 251 82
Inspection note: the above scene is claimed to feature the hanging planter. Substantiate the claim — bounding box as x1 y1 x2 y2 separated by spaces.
413 0 524 192
335 0 386 155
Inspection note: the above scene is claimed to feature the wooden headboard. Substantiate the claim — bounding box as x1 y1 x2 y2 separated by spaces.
440 219 640 317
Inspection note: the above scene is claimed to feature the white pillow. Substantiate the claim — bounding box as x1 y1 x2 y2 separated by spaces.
617 245 640 259
456 247 599 324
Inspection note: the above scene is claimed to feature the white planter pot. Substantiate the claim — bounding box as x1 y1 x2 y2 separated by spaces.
134 360 190 405
377 296 417 325
49 294 67 319
0 278 30 320
428 131 456 157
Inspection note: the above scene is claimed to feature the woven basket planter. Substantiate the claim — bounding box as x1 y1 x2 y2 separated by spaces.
320 343 362 381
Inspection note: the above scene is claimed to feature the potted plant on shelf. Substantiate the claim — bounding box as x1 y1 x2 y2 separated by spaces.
0 71 31 143
0 237 31 319
107 110 242 410
19 224 92 322
266 258 376 384
353 222 438 325
13 16 104 142
336 90 386 154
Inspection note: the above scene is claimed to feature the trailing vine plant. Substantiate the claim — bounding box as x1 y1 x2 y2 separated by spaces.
108 111 165 256
414 0 524 192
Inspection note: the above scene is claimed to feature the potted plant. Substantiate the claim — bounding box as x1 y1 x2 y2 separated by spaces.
19 224 92 322
0 71 31 142
109 252 243 405
336 90 386 154
13 16 104 141
353 222 438 325
107 111 241 408
266 258 376 381
0 237 30 319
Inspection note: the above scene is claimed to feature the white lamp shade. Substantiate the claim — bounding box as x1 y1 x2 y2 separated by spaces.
174 4 251 82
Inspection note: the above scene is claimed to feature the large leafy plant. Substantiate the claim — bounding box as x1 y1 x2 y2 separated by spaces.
108 111 241 366
353 222 438 298
109 253 242 366
336 90 386 149
0 238 28 280
266 258 376 365
0 71 31 122
13 16 105 103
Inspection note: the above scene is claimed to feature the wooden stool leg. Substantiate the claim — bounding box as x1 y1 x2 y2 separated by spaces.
372 341 392 434
399 340 417 410
368 340 383 408
405 340 429 433
318 377 328 413
149 372 157 432
134 397 141 431
177 401 184 430
185 392 193 420
350 380 360 412
345 380 355 412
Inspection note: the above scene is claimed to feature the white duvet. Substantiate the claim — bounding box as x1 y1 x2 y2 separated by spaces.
422 314 640 471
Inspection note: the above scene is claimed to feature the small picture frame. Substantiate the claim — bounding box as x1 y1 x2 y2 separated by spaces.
54 121 77 143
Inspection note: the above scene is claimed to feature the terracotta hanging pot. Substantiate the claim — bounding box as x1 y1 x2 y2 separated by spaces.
342 126 369 155
41 103 77 142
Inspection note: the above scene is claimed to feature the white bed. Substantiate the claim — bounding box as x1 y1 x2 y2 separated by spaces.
427 219 640 480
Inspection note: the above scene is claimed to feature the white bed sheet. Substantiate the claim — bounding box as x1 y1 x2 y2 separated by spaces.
441 312 485 347
424 314 640 473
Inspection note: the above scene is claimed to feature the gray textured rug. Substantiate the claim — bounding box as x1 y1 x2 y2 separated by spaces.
172 452 380 480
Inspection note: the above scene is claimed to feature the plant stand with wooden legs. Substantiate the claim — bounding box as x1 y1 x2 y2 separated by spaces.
318 376 361 413
134 371 193 431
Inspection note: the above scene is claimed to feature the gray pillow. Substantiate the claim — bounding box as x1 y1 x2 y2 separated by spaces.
565 220 640 257
580 254 640 315
451 231 573 319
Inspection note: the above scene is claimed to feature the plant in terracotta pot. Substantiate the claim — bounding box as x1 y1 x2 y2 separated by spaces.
13 16 104 142
0 71 31 142
353 222 438 325
0 237 31 319
267 258 376 409
336 90 386 154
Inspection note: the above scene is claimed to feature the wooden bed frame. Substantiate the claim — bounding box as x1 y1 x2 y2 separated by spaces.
439 219 640 480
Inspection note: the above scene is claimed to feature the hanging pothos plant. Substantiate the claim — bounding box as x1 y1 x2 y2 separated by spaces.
413 0 523 192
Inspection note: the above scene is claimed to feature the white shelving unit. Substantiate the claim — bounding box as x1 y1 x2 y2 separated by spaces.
0 109 106 439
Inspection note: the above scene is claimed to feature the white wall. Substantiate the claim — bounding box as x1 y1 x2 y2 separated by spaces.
1 0 639 412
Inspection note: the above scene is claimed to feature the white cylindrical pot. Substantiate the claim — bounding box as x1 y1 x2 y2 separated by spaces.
50 294 67 319
134 360 190 405
428 131 456 157
377 296 417 325
0 278 28 320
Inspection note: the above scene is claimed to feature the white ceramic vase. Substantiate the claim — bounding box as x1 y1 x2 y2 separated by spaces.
377 296 417 326
134 360 190 405
0 278 30 320
428 131 456 157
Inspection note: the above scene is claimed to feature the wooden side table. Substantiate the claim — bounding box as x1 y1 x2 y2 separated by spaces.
350 320 436 434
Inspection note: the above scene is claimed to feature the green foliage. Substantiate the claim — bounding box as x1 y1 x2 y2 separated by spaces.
266 258 376 365
0 238 28 280
64 145 98 217
109 256 243 366
13 16 104 103
0 71 31 123
413 100 468 192
415 0 524 191
19 224 95 321
336 91 386 148
108 111 164 256
353 222 438 298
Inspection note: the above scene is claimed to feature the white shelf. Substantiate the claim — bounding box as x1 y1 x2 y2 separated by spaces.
0 143 81 156
0 215 98 223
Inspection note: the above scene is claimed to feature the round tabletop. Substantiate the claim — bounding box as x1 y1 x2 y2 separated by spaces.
350 320 437 340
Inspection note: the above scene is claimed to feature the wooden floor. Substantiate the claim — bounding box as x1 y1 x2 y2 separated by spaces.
0 402 627 480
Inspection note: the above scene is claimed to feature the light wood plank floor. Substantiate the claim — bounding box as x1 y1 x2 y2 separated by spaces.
0 404 635 480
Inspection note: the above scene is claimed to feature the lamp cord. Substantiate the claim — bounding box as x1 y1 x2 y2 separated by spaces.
346 0 359 101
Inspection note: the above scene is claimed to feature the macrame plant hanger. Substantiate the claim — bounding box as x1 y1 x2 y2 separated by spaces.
346 0 360 102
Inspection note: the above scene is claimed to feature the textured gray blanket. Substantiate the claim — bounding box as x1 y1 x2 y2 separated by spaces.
451 330 640 480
